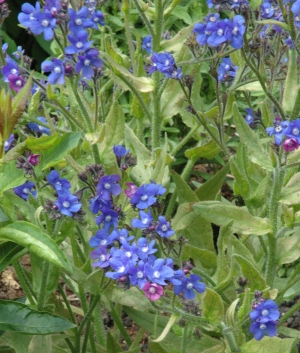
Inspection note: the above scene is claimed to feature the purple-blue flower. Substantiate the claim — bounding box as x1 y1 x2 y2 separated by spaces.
29 12 56 41
260 2 275 18
131 210 153 229
193 23 211 46
89 228 114 248
245 108 254 125
207 19 230 47
18 2 41 28
14 181 37 200
217 57 237 82
90 246 111 268
41 58 65 85
225 15 245 49
173 274 206 299
145 258 174 285
283 118 300 143
249 299 280 323
75 48 103 78
130 183 158 209
110 228 135 243
4 134 15 152
65 31 93 55
106 254 131 279
47 170 71 193
292 0 300 27
249 320 277 341
149 52 182 79
55 192 82 217
285 37 294 49
142 35 152 54
27 117 51 135
113 145 130 158
156 216 174 238
89 195 111 214
91 10 105 28
68 6 94 34
95 207 119 230
128 260 147 289
137 237 157 260
96 174 122 201
2 57 20 82
266 119 290 145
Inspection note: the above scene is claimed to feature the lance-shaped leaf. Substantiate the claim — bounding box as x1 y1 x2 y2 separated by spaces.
101 51 154 92
171 170 198 204
255 19 290 31
193 201 271 235
185 140 221 160
282 49 298 114
202 288 224 324
0 160 25 195
0 300 76 334
240 337 296 353
0 221 72 273
233 104 273 171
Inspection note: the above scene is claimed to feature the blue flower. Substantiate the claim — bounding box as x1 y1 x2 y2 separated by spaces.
245 108 254 125
285 37 294 49
41 58 65 85
173 274 206 299
65 31 93 55
249 320 277 341
145 258 174 285
91 10 105 28
128 260 147 289
2 57 20 82
249 299 279 323
260 2 275 18
95 207 119 230
55 192 82 217
285 118 300 143
137 237 157 260
217 57 237 82
142 35 152 54
206 19 230 47
110 228 135 243
14 181 37 200
29 12 56 41
226 15 245 50
47 170 71 193
106 254 131 279
130 184 158 209
18 2 41 28
89 195 111 214
266 119 290 145
96 174 121 201
89 228 114 248
156 216 174 238
27 117 51 135
193 23 211 46
68 6 94 34
90 246 111 268
12 46 25 60
75 48 103 78
149 52 182 79
131 210 153 229
113 145 130 158
4 134 15 152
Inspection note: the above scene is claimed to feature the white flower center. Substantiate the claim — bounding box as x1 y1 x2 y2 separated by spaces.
54 66 61 73
261 309 269 316
149 287 156 293
142 246 148 252
104 183 111 189
38 125 44 131
11 68 18 75
296 16 300 21
292 128 300 136
105 215 112 222
84 59 91 66
125 251 132 258
217 29 223 36
186 282 193 289
16 80 22 86
23 188 30 194
153 270 160 278
146 42 151 47
63 201 70 208
142 218 148 224
232 26 239 35
76 42 83 49
100 240 107 246
4 141 8 147
161 225 168 232
99 254 106 261
259 324 267 330
205 30 211 36
225 64 230 70
164 59 170 66
275 125 282 133
94 17 99 22
137 271 143 278
75 18 82 25
141 195 148 201
118 266 125 273
42 19 49 27
246 114 252 121
265 8 270 14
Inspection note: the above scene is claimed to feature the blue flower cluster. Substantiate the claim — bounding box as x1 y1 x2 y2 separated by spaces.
217 57 237 82
193 14 245 50
266 117 300 151
89 146 206 301
148 52 182 79
47 170 82 217
207 0 249 10
249 299 279 341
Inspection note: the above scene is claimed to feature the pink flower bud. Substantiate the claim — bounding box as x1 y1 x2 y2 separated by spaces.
124 182 138 198
142 282 164 301
28 154 40 166
283 138 299 152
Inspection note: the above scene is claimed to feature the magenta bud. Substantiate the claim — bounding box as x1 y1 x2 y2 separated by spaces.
118 276 128 283
52 205 58 210
121 164 128 170
283 138 299 152
183 268 190 274
259 298 265 302
252 303 258 309
28 154 40 166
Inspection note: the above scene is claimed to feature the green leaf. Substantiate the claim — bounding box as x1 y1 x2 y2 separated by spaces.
172 203 215 252
196 165 230 201
282 49 297 114
0 206 9 223
234 254 266 291
193 201 271 235
171 170 198 204
101 51 154 92
107 332 122 353
28 336 52 353
240 337 296 353
223 91 236 121
226 298 240 327
0 241 25 272
238 288 251 320
229 157 250 199
0 300 76 334
233 104 273 171
0 161 25 195
202 288 224 324
26 134 59 152
171 6 192 24
255 19 290 31
151 141 169 185
0 221 72 273
185 140 221 160
277 232 300 265
183 244 217 270
247 173 272 208
0 332 32 353
161 78 184 120
42 132 82 170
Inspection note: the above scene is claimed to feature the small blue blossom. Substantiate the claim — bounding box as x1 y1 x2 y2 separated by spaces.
137 237 157 260
266 119 290 145
29 12 56 41
131 210 153 229
27 117 51 135
193 23 211 46
249 320 277 341
149 52 182 79
68 6 94 34
225 15 245 50
156 216 174 238
12 46 25 60
75 48 103 78
90 246 111 268
285 37 294 49
217 57 237 82
284 118 300 143
128 260 147 289
245 108 254 125
89 229 114 248
90 196 111 214
41 58 65 85
260 2 275 18
65 31 93 55
206 19 230 47
2 57 20 82
249 299 280 323
110 228 135 243
18 2 41 28
145 258 174 285
55 192 82 217
106 254 131 279
173 274 206 300
14 181 37 200
47 170 71 193
96 174 122 201
4 134 15 152
291 0 300 27
130 183 158 209
95 207 119 230
91 10 105 28
113 145 130 158
142 35 152 54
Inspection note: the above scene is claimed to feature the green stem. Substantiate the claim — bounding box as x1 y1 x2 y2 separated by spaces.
277 273 300 303
129 327 146 349
109 302 132 347
221 323 239 353
152 72 162 150
179 49 237 66
0 35 5 65
241 48 286 120
93 300 107 346
153 0 164 52
180 325 189 353
13 261 36 305
123 0 137 75
132 0 154 37
57 283 78 328
170 125 198 157
37 261 50 311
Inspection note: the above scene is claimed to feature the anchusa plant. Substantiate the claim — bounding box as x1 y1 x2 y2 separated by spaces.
2 0 300 352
